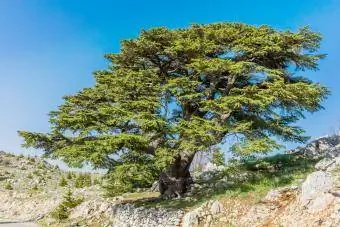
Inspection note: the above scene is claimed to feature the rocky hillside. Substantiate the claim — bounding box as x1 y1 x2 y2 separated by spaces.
0 152 102 222
0 134 340 227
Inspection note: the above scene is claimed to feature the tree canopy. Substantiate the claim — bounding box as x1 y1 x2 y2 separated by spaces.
19 23 328 196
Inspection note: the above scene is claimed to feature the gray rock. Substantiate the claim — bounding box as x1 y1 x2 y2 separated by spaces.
287 133 340 158
326 156 340 171
210 200 225 215
315 158 335 171
182 210 199 227
307 193 335 213
150 181 159 192
300 171 333 206
199 171 216 182
111 203 182 227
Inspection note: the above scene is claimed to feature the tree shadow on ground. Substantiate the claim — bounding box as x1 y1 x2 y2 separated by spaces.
125 154 318 210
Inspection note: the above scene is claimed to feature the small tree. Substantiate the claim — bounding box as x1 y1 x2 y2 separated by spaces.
212 150 225 166
74 174 84 188
51 188 83 221
74 174 91 188
19 23 329 198
4 181 13 190
66 172 73 180
83 174 92 187
59 176 68 187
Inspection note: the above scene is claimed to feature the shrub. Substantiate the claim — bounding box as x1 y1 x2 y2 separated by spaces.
74 173 91 188
31 184 39 191
66 172 73 180
51 203 69 220
93 177 101 185
36 162 45 169
59 176 68 187
4 181 13 190
28 157 35 163
84 174 92 187
212 150 225 166
51 189 83 221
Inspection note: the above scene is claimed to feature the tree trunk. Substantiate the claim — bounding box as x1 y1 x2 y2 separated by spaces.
158 151 195 199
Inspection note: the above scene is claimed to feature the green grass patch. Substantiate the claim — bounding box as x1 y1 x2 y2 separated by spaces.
136 153 318 210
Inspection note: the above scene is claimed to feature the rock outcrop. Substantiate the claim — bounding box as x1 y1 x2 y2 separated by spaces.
1 133 340 226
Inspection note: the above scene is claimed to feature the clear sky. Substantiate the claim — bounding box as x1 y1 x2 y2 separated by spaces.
1 0 340 155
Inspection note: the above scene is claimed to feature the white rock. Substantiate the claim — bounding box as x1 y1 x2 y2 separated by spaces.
210 200 225 215
307 193 335 213
182 210 199 227
300 171 333 206
315 158 335 171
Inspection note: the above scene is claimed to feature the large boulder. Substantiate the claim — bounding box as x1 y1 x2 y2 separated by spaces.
210 200 225 215
315 158 336 171
300 171 333 206
287 133 340 158
193 162 225 182
182 210 199 227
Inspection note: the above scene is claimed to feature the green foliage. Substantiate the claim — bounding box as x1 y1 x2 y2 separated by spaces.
51 203 69 221
31 184 39 191
59 176 68 187
28 157 35 163
51 189 83 221
140 153 317 209
4 181 13 190
74 173 91 188
36 162 45 169
66 172 73 180
93 177 101 185
19 23 329 195
103 162 158 196
212 150 225 166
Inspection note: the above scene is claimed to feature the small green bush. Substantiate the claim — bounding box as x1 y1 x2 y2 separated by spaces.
93 177 101 185
66 172 73 180
4 181 13 190
32 170 41 176
51 203 69 220
36 162 45 169
212 150 225 166
59 176 68 187
51 189 83 221
31 184 39 191
74 173 91 188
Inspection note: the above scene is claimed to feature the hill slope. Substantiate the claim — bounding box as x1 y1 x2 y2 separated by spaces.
0 134 339 226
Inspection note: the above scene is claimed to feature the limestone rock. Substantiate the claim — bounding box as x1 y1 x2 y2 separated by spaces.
182 210 199 227
307 193 335 213
315 158 336 171
210 200 225 215
261 186 298 204
150 181 159 192
300 171 333 206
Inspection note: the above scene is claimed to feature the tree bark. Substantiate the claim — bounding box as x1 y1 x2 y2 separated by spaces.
158 150 195 199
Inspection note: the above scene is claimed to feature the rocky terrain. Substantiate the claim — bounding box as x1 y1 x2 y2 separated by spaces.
0 133 339 226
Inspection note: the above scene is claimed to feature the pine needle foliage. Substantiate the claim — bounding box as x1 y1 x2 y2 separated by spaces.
19 23 329 195
51 188 83 220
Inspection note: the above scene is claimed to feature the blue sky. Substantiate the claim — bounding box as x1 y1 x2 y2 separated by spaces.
1 0 340 155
